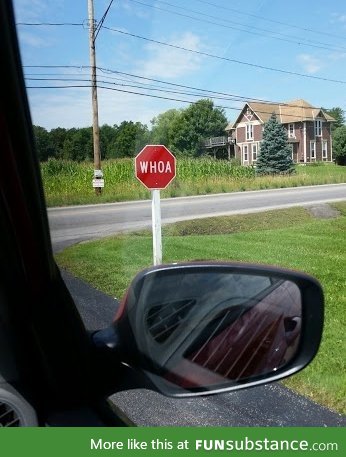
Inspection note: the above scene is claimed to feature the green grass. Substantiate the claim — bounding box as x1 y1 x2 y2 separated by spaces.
41 158 346 206
56 203 346 414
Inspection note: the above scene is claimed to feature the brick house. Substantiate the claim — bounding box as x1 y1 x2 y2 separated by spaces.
225 99 335 166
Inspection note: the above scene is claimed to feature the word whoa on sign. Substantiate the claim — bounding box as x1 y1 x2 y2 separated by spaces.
135 145 176 190
138 160 173 174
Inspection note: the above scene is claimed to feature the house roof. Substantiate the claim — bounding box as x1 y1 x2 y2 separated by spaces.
228 99 336 129
225 122 235 130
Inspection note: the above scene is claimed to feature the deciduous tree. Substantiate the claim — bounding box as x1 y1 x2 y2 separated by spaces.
112 121 149 158
323 107 345 131
49 127 68 159
150 109 182 149
169 99 228 157
33 125 55 161
333 125 346 165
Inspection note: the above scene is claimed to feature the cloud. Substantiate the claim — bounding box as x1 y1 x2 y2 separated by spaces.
328 51 346 62
330 12 346 26
27 89 90 128
134 31 205 79
119 0 150 19
14 0 51 22
297 54 323 74
27 85 173 129
19 31 52 48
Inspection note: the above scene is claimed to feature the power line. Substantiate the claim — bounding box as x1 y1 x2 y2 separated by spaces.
97 68 270 102
24 76 262 102
96 68 344 111
192 0 346 41
94 0 116 42
102 26 346 84
16 22 83 26
127 0 346 53
25 81 337 121
16 21 346 84
15 2 346 42
97 67 295 107
24 67 276 106
16 5 346 53
26 83 238 109
22 84 273 116
23 65 342 111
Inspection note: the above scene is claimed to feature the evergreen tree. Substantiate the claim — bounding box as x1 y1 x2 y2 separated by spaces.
256 113 294 175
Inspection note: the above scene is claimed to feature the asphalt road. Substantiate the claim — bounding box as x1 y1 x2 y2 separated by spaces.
62 270 346 426
53 186 346 426
49 183 346 251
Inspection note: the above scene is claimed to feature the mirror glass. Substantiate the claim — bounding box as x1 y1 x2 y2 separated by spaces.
125 268 302 391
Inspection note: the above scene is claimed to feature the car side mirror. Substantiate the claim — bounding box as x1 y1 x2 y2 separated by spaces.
108 262 324 397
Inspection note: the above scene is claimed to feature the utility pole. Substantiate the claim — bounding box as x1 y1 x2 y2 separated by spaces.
88 0 103 194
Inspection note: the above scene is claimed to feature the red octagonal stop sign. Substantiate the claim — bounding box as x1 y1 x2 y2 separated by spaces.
135 145 176 190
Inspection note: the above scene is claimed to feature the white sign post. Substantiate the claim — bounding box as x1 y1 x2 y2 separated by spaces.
151 189 162 265
135 145 176 266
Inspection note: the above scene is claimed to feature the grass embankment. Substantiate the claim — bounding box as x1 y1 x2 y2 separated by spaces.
56 203 346 414
42 158 346 207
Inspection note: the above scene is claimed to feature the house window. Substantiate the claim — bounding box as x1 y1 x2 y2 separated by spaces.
314 119 322 137
246 124 253 140
252 143 257 161
288 124 295 138
243 145 248 162
310 141 316 160
322 140 328 160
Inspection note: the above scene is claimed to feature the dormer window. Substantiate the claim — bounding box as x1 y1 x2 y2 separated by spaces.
314 119 322 137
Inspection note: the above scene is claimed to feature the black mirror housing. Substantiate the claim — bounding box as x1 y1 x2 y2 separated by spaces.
113 262 324 397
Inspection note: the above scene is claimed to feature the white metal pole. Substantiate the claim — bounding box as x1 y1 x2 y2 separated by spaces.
151 189 162 265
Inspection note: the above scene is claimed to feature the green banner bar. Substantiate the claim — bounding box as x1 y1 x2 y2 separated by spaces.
1 427 344 456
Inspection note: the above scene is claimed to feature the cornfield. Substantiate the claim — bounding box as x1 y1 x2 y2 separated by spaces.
40 158 345 207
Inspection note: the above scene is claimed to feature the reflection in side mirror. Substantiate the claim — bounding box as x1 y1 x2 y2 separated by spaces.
115 262 323 397
178 279 302 387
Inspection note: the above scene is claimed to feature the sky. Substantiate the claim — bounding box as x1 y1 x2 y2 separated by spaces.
13 0 346 130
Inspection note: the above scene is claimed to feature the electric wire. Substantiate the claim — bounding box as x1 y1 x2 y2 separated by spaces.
16 19 345 83
192 0 346 41
127 0 346 53
94 0 116 42
16 22 83 26
26 76 243 100
25 81 335 121
17 2 346 53
23 65 341 111
101 26 346 84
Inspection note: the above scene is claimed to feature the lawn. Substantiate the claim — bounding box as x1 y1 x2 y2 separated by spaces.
56 203 346 414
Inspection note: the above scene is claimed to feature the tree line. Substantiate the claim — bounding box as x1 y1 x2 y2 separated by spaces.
33 99 228 162
33 100 346 165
